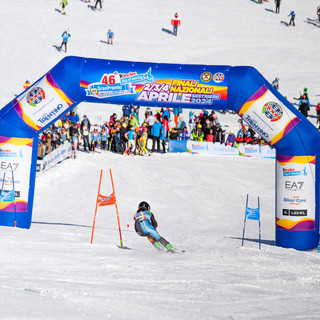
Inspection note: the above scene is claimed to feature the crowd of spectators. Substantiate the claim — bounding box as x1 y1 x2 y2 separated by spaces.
37 105 269 159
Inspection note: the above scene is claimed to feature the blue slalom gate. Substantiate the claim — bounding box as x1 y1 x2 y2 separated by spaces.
242 194 261 249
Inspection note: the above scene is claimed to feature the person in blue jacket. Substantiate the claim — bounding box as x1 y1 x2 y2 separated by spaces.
107 29 115 45
122 105 132 117
151 118 162 153
99 125 109 151
134 201 175 252
288 10 295 26
68 109 79 125
59 30 71 52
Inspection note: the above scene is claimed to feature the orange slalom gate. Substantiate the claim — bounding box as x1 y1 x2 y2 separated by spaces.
90 169 123 247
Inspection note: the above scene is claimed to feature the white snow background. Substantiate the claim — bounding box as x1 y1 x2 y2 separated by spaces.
1 0 320 319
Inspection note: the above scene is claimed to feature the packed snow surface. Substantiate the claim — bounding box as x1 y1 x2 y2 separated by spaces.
1 0 320 319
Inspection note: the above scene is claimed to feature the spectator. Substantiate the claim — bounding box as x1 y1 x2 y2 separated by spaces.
124 127 136 156
137 127 148 156
244 131 252 144
122 105 132 118
316 103 320 125
151 118 162 153
298 94 310 117
119 123 128 154
129 113 138 128
191 124 204 142
169 128 179 140
173 107 182 127
60 126 69 144
180 127 190 141
80 115 91 151
37 140 45 160
155 109 162 121
69 110 80 125
146 111 156 138
205 129 215 142
235 132 244 144
44 132 54 155
225 131 236 147
99 125 109 151
91 128 99 151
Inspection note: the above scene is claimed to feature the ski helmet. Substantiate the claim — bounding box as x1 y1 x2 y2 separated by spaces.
138 201 150 211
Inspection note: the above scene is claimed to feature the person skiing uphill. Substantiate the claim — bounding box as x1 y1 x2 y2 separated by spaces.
288 10 295 26
134 201 176 252
59 30 71 52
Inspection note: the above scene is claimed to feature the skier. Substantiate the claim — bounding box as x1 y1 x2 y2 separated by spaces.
107 29 115 45
171 13 181 36
272 77 279 90
288 10 295 26
60 0 68 15
275 0 281 14
59 30 71 52
95 0 102 10
134 201 176 252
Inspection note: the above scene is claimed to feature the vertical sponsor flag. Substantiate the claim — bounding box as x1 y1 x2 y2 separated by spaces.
241 194 261 249
90 169 123 247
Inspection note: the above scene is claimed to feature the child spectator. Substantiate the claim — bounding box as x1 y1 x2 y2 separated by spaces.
124 127 136 156
99 125 109 151
91 128 99 151
235 132 244 144
60 126 69 144
180 127 190 141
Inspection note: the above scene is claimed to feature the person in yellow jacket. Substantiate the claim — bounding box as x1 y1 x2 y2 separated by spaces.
137 126 148 156
191 124 204 141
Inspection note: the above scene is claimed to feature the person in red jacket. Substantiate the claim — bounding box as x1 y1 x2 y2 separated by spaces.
171 13 180 36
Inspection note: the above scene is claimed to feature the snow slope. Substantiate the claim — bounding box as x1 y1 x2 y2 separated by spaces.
0 0 320 319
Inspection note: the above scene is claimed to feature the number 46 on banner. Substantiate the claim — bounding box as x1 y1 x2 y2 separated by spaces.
90 169 123 247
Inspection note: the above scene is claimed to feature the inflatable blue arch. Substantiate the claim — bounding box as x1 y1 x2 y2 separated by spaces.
0 56 319 250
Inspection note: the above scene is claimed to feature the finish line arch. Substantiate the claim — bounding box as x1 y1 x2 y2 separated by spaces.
0 56 319 250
